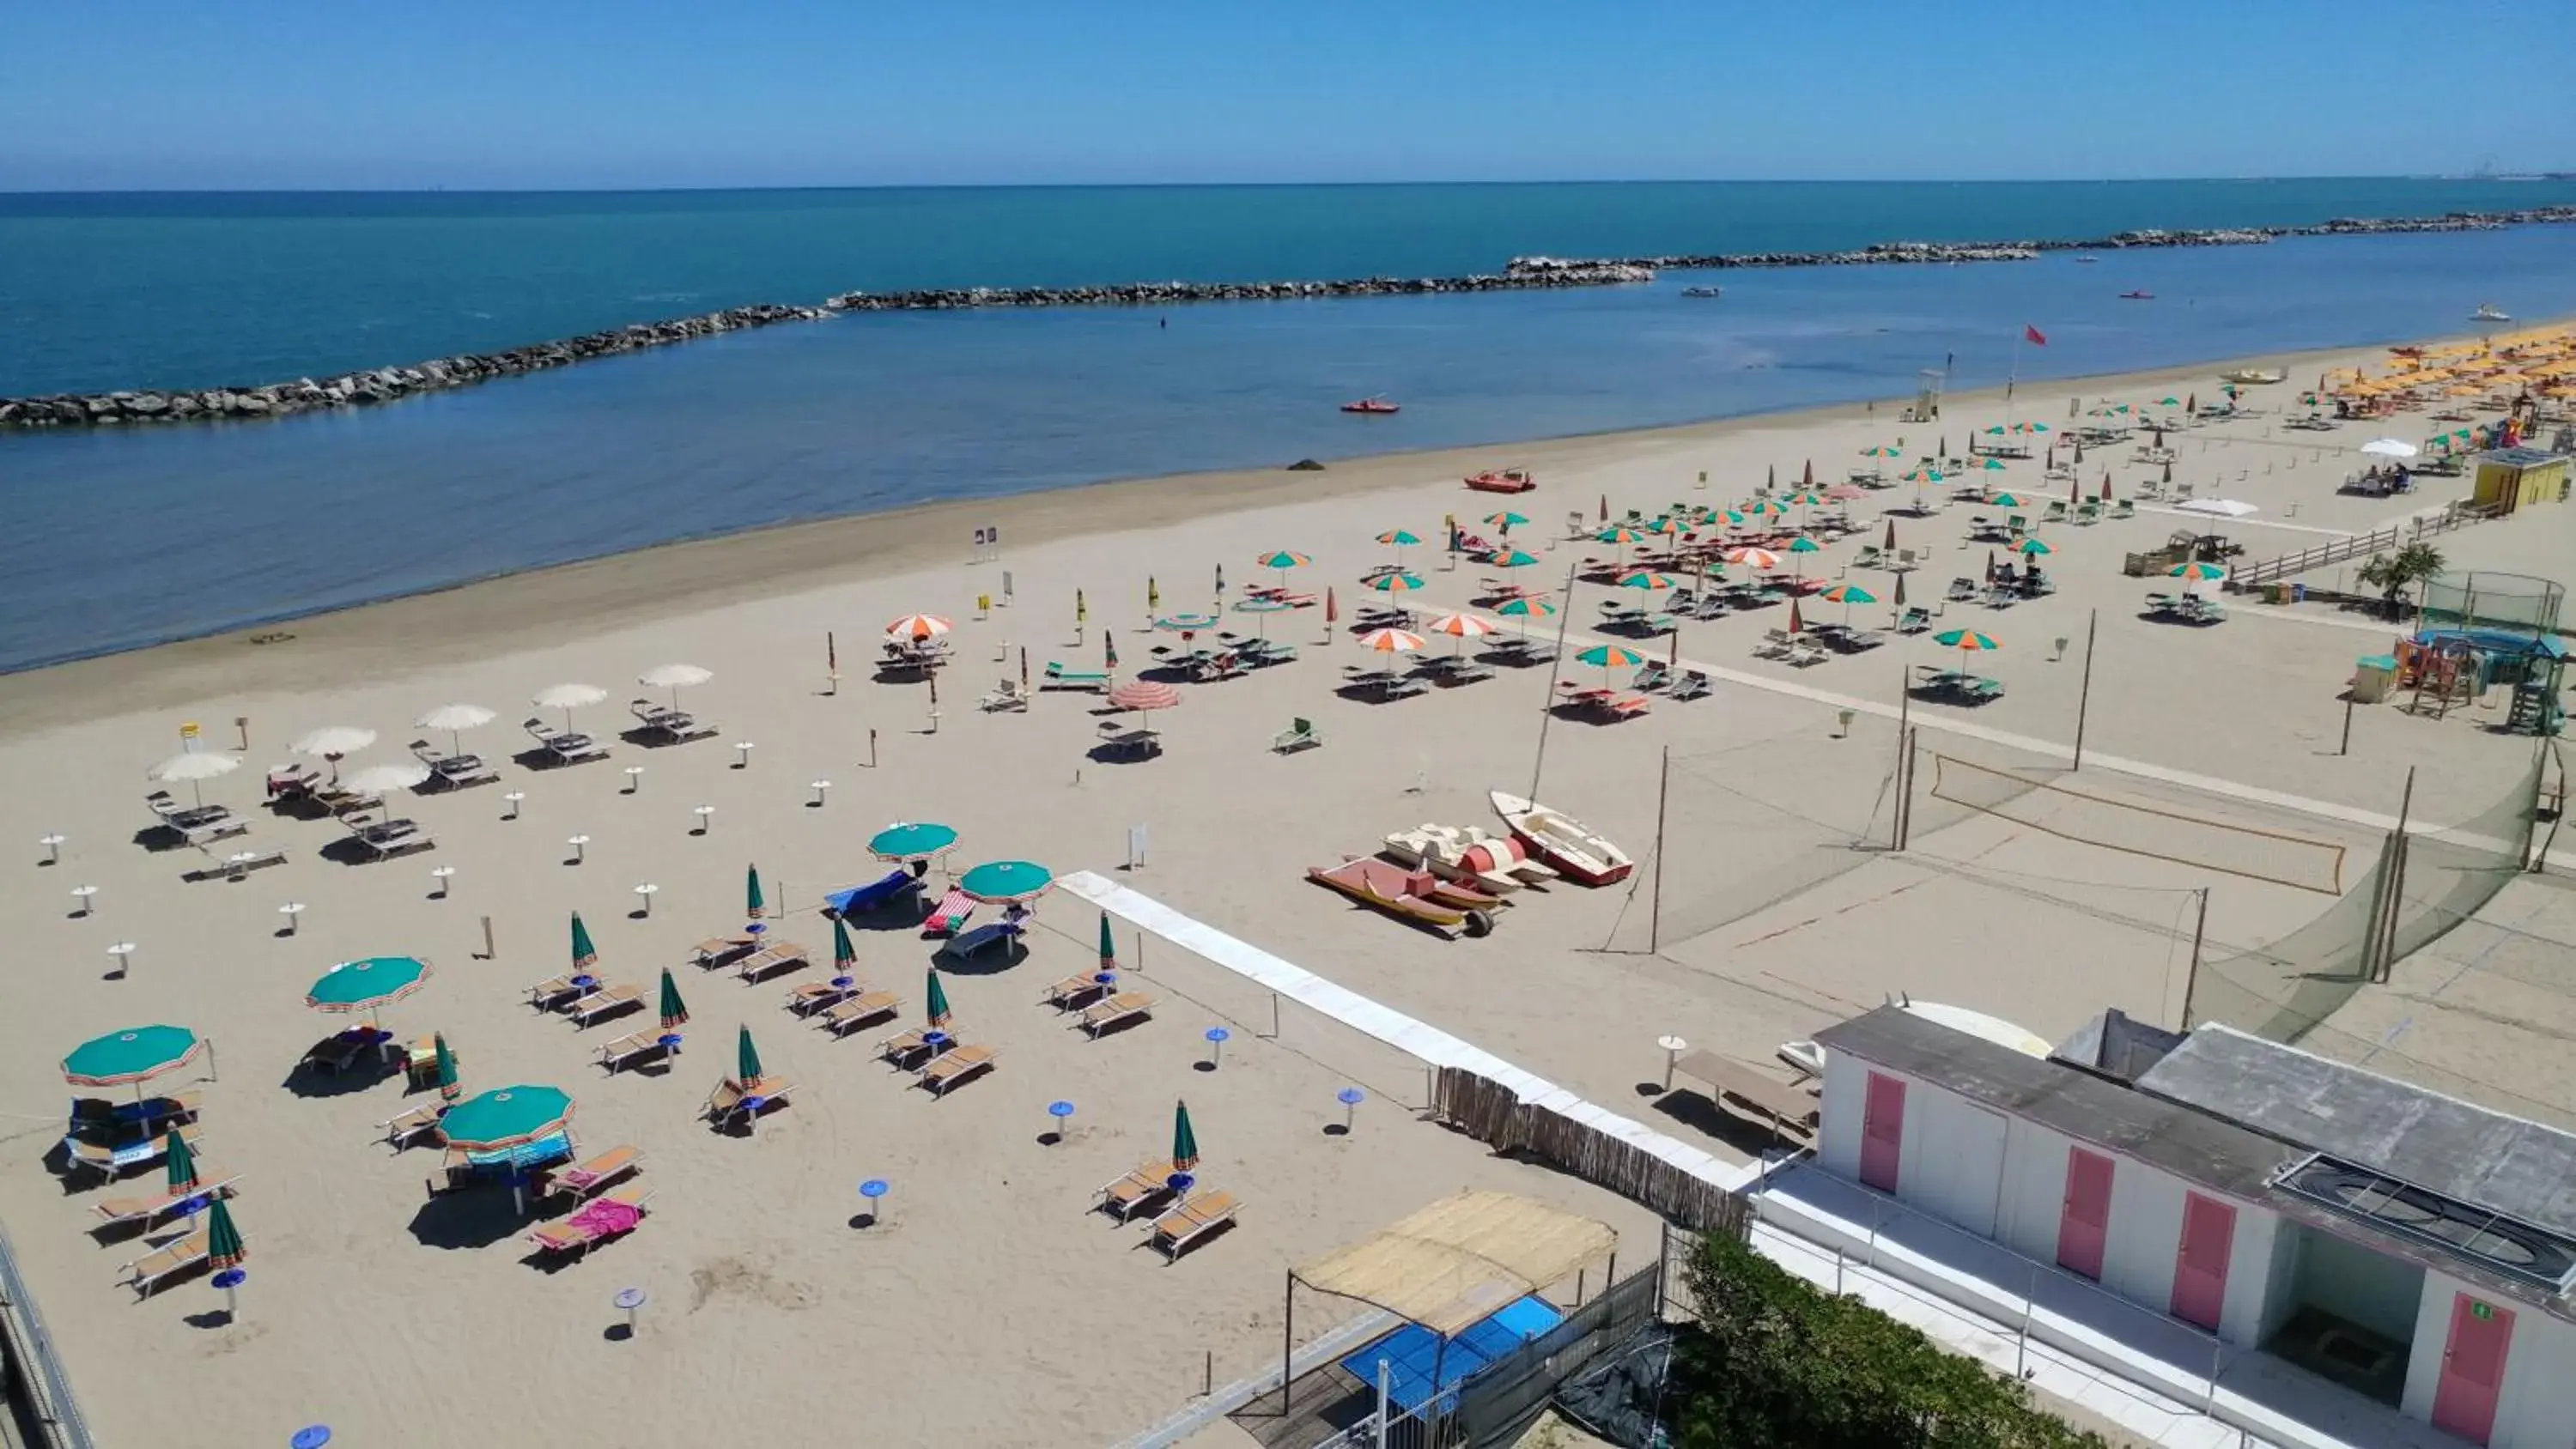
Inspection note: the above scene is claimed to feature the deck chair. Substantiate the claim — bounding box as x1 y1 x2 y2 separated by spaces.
824 870 920 919
1095 1160 1182 1222
183 846 289 882
529 973 584 1009
540 1145 642 1203
917 1044 998 1098
64 1135 192 1184
878 1027 946 1069
785 979 857 1015
1078 992 1158 1038
2044 501 2069 524
596 1030 675 1074
94 1173 240 1232
567 983 647 1028
526 1185 653 1261
379 1103 445 1148
980 678 1030 712
704 1076 794 1125
939 919 1022 963
70 1091 200 1137
923 888 975 936
1630 660 1670 692
1667 670 1714 701
691 936 756 968
1271 718 1323 754
1041 973 1112 1010
732 943 812 984
1041 662 1110 692
1849 545 1885 570
118 1230 212 1297
1149 1191 1241 1262
2111 499 2136 519
817 991 902 1037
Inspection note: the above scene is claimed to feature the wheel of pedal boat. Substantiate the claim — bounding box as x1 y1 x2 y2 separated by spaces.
1463 909 1496 938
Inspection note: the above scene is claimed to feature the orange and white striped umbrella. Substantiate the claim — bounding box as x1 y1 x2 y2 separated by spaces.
1725 546 1783 570
885 614 954 641
1422 612 1498 640
1357 627 1425 654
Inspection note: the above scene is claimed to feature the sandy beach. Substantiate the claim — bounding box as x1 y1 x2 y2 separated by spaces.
2 323 2568 1447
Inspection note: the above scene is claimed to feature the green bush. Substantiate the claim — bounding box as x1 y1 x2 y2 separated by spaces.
1671 1230 2107 1449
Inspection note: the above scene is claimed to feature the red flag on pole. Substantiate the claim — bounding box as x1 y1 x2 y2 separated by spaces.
2024 324 2048 347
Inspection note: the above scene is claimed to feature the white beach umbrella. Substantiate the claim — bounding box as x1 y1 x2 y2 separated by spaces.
147 749 240 809
414 703 496 755
291 724 377 785
341 761 432 797
2174 498 2260 519
532 682 608 731
638 664 713 712
2360 438 2419 458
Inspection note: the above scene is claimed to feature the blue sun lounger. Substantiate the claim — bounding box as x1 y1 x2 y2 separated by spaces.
939 919 1023 963
825 869 921 919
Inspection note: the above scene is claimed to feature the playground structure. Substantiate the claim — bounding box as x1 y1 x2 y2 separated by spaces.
2397 571 2567 733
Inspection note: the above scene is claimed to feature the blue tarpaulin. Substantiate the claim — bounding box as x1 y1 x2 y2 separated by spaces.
1339 1294 1562 1412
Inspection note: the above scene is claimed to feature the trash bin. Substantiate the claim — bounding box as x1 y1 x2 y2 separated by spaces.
2290 583 2306 604
2353 654 2397 705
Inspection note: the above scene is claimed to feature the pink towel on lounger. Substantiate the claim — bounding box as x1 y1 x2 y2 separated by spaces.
570 1199 640 1237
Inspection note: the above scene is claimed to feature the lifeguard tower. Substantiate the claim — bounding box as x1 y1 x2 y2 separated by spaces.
1902 368 1942 424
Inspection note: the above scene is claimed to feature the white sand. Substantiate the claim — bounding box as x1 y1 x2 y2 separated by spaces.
0 327 2564 1447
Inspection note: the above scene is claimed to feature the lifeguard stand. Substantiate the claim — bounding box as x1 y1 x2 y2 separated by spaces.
2415 571 2567 734
1903 368 1942 424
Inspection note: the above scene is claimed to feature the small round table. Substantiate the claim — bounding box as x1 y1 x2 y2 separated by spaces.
106 942 136 973
502 790 526 820
566 834 592 864
1204 1026 1231 1069
632 883 659 917
623 765 646 794
733 742 756 768
1048 1100 1077 1141
614 1286 647 1334
693 804 715 835
430 865 457 899
39 833 64 865
811 779 833 807
858 1177 890 1226
291 1428 333 1449
1337 1086 1366 1131
70 883 98 916
277 902 306 935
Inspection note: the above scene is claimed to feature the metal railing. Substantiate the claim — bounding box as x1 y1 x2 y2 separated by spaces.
2228 505 2489 590
0 1215 93 1449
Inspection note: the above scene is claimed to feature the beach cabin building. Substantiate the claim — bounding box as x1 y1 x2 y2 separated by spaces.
1806 1006 2576 1447
2471 447 2570 515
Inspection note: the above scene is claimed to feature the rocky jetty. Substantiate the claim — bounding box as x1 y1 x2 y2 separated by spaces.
9 204 2573 432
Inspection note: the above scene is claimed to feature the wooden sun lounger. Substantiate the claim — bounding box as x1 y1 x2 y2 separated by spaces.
917 1044 998 1098
704 1076 795 1123
118 1230 210 1298
70 1091 200 1137
378 1103 445 1148
1078 992 1158 1038
93 1173 240 1232
817 991 901 1037
732 943 812 983
526 1185 653 1260
1095 1160 1182 1222
540 1144 643 1202
785 979 855 1015
691 936 756 968
182 846 288 882
64 1133 200 1183
1041 973 1111 1010
1149 1191 1241 1262
596 1030 676 1073
567 983 647 1028
877 1026 954 1069
529 973 584 1009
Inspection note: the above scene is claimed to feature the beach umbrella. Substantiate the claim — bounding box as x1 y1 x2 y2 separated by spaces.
433 1033 461 1103
570 912 598 971
1989 492 2024 509
2170 561 2228 587
1980 458 2008 473
2362 438 2418 458
206 1196 246 1270
1366 571 1424 596
884 615 952 643
164 1126 199 1193
959 859 1054 903
1783 535 1821 583
1883 519 1898 551
341 761 431 797
1595 525 1642 567
1213 564 1225 599
291 724 376 782
2017 537 2052 557
1492 548 1540 572
1785 597 1805 634
2102 476 2116 502
2158 396 2180 407
1820 582 1876 625
1893 573 1908 609
869 822 959 864
1825 483 1865 502
438 1085 574 1152
146 749 240 809
1373 531 1419 569
1153 611 1219 644
637 663 712 712
1254 550 1312 591
1107 679 1181 741
1483 511 1529 531
1574 644 1645 688
414 703 495 756
1861 446 1900 458
1324 588 1338 628
531 684 606 732
1172 1100 1200 1172
659 968 690 1029
1496 596 1556 639
1098 911 1116 972
1935 627 2001 658
1616 570 1676 591
306 955 433 1018
736 1026 764 1084
1718 507 1747 527
1077 589 1088 626
2162 459 2174 486
1230 593 1292 640
1801 459 1814 488
831 916 858 974
2026 422 2051 433
1357 627 1425 655
1725 546 1782 571
64 1025 204 1089
925 969 952 1029
1423 611 1498 641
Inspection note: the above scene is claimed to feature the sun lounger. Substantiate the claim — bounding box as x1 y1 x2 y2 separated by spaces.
1269 717 1323 754
917 1044 998 1097
65 1133 196 1184
70 1091 201 1138
1041 973 1111 1010
596 1029 677 1073
786 979 856 1014
923 888 975 937
1095 1161 1183 1222
530 973 585 1009
690 936 756 969
1078 992 1158 1038
522 717 611 765
980 678 1030 712
93 1173 239 1232
526 1185 653 1261
410 739 500 788
145 791 252 846
1631 660 1671 692
732 942 812 984
939 919 1023 963
343 814 435 861
1667 670 1713 701
1149 1190 1241 1262
826 869 922 919
567 983 647 1028
817 991 902 1037
629 699 717 744
1041 662 1110 692
541 1145 642 1202
301 1028 390 1076
379 1103 446 1148
878 1027 948 1069
704 1076 794 1125
182 846 289 882
117 1230 211 1297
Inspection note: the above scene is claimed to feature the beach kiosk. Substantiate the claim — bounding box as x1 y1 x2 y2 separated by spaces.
2471 447 2570 516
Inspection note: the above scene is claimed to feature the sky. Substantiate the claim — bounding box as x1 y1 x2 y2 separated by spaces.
3 0 2567 190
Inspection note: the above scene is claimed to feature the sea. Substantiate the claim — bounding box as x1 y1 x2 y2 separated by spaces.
5 179 2576 673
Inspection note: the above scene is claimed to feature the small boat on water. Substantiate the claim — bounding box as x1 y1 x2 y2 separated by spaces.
2472 303 2512 323
1307 856 1499 937
2119 290 2154 300
1465 467 1536 494
2072 254 2099 264
1341 396 1400 415
1680 286 1722 299
1490 791 1632 887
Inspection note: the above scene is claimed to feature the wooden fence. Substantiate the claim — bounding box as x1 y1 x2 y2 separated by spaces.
2228 503 2489 590
1431 1067 1744 1233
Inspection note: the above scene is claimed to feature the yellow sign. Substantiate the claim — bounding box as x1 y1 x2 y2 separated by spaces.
179 721 201 739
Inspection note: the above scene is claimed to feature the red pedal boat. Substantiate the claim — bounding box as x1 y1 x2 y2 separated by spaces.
1341 397 1400 415
1464 467 1536 494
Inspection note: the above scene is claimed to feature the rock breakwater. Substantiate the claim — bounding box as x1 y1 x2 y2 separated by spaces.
8 205 2572 432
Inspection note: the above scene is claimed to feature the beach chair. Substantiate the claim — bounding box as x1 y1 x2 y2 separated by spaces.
2044 501 2069 524
1849 545 1885 571
1149 1191 1241 1263
1095 1160 1182 1222
1782 640 1829 669
182 846 289 882
522 717 610 765
691 936 756 969
1667 670 1714 701
117 1230 211 1298
2111 499 2136 519
1271 718 1323 754
343 814 434 862
917 1044 998 1098
1041 662 1110 693
410 739 499 789
1041 973 1112 1011
567 983 647 1028
628 699 718 745
732 942 812 984
940 919 1021 963
529 973 585 1009
817 991 901 1037
2075 500 2101 524
1893 548 1921 572
540 1145 643 1203
923 888 975 937
825 870 922 919
379 1103 446 1148
596 1030 676 1074
1945 576 1978 602
1078 992 1158 1038
878 1026 948 1069
1630 660 1670 692
70 1091 201 1138
786 979 856 1015
300 1028 389 1077
526 1185 653 1261
705 1076 794 1125
93 1172 240 1234
64 1134 193 1184
979 677 1030 712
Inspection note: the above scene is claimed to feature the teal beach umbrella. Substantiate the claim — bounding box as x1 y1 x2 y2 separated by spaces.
305 955 432 1015
1098 910 1116 971
63 1026 204 1089
745 864 766 920
433 1033 462 1103
438 1085 574 1152
206 1196 246 1269
867 822 959 864
1172 1100 1200 1171
570 912 598 970
658 968 690 1029
926 969 952 1029
164 1126 199 1192
832 917 857 972
737 1026 764 1084
959 859 1053 903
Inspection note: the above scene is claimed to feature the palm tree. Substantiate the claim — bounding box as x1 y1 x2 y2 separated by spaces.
2356 543 2445 620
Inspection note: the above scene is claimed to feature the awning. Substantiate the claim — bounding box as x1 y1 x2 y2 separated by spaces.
1297 1190 1616 1337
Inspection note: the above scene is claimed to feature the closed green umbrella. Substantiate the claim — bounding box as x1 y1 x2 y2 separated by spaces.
745 864 766 920
62 1025 204 1089
926 969 952 1029
832 917 858 972
305 955 432 1016
1172 1100 1200 1172
959 860 1053 903
1099 911 1117 972
569 912 598 971
659 968 690 1029
206 1196 246 1270
164 1125 199 1193
438 1085 575 1152
433 1033 461 1103
737 1026 764 1084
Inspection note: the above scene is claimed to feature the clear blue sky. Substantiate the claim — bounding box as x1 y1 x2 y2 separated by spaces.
4 0 2567 190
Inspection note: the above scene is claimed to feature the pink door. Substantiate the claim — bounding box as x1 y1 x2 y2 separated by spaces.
2168 1192 2235 1331
2431 1293 2514 1446
2056 1148 2115 1281
1858 1072 1905 1191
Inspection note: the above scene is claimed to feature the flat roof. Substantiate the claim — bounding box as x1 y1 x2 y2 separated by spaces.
2480 446 2565 466
2133 1024 2576 1243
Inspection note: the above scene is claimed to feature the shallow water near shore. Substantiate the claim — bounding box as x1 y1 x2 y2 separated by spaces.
4 221 2575 672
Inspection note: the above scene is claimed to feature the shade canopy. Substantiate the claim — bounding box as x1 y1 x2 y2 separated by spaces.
1367 572 1425 593
437 1085 574 1151
1254 550 1312 570
1358 627 1426 654
63 1025 204 1088
531 682 607 711
148 751 240 784
959 859 1054 903
1297 1190 1616 1337
868 822 960 862
291 725 376 759
341 761 432 796
414 703 495 734
1107 680 1182 712
1574 645 1645 668
638 663 713 689
884 615 952 641
306 955 433 1012
1422 613 1497 640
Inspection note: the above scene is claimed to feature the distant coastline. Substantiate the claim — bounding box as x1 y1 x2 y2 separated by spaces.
4 203 2570 432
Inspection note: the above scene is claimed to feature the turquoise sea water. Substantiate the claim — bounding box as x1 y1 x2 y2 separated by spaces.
3 179 2574 671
